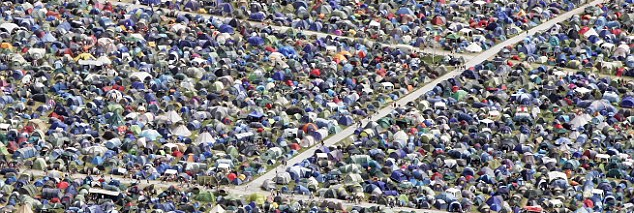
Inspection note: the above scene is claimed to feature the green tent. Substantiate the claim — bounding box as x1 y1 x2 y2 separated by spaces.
451 90 468 101
1 184 14 195
328 125 342 134
446 34 460 40
377 117 392 129
350 155 371 165
33 158 48 170
106 104 124 113
0 145 9 155
195 191 216 203
398 194 409 203
226 146 239 158
0 133 7 143
18 185 38 197
107 110 124 127
247 193 266 205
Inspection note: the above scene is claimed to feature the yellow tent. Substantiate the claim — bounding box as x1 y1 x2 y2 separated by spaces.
74 53 96 61
0 42 13 50
338 50 352 56
247 193 266 205
333 54 347 61
516 9 526 17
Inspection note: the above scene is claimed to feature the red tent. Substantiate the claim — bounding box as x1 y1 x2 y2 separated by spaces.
523 206 543 213
431 16 445 25
227 173 237 181
289 143 301 150
57 181 69 190
172 150 183 158
310 69 321 77
583 198 594 208
579 26 590 35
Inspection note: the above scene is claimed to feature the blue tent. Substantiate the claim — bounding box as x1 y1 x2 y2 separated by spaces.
249 12 266 21
248 36 264 46
293 20 310 29
292 1 308 9
218 3 233 14
390 170 407 182
338 116 354 126
105 138 122 149
578 100 616 113
278 46 297 57
184 1 201 10
248 111 264 120
92 156 105 165
388 149 407 159
131 82 145 89
219 24 234 34
621 96 634 108
396 7 414 16
486 195 504 211
309 22 323 31
294 185 310 194
41 33 57 43
272 71 285 81
141 0 160 5
14 147 37 159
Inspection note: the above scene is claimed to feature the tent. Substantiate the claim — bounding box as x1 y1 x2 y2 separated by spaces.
621 96 634 108
16 204 33 213
465 43 483 53
195 191 215 203
338 115 354 126
14 147 37 159
33 158 48 170
209 205 225 213
486 196 504 212
273 172 292 184
247 193 266 205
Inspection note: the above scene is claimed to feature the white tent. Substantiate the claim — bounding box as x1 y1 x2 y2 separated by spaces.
393 131 408 144
196 132 215 144
570 113 592 128
97 56 112 65
548 171 568 182
210 205 225 213
28 48 47 60
301 135 316 147
583 28 599 38
171 124 192 137
0 22 19 34
465 43 483 53
164 110 183 123
574 87 592 95
171 23 187 32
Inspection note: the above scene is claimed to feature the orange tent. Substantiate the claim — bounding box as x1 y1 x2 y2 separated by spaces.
0 43 13 49
301 123 318 133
